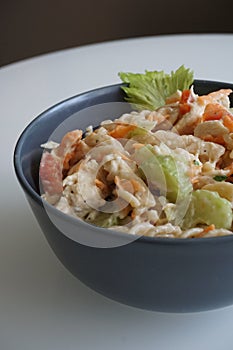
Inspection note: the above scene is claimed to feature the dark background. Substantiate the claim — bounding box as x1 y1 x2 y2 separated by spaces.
1 0 233 67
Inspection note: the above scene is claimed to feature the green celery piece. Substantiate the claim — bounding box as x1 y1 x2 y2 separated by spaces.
181 190 232 230
134 145 192 203
127 127 158 145
118 65 194 111
87 212 120 228
213 175 227 182
127 126 148 138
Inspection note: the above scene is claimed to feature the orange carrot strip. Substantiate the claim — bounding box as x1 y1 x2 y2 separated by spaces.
179 103 191 115
109 124 136 138
179 89 194 115
118 152 131 161
223 115 233 132
203 224 215 233
131 210 136 219
95 179 106 191
115 176 134 193
131 179 142 192
202 134 225 145
202 103 224 121
195 224 216 238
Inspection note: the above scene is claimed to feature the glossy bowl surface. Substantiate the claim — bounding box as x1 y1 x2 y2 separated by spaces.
14 80 233 312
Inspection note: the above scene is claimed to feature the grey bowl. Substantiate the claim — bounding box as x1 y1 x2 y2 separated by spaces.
14 80 233 312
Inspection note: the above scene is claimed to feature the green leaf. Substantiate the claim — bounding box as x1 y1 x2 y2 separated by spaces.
213 175 227 182
118 65 194 111
193 160 201 166
87 212 121 228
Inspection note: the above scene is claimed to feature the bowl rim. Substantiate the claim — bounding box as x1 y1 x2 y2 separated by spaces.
14 80 233 246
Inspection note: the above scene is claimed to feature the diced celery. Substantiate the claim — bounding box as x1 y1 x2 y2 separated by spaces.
134 145 192 203
86 212 121 228
182 190 232 230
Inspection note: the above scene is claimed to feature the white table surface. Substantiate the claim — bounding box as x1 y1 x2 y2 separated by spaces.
1 34 233 350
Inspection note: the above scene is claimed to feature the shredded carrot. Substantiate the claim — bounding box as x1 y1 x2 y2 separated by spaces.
131 210 136 219
109 124 136 138
114 176 134 193
118 152 131 161
202 103 233 127
202 134 225 145
63 153 73 170
203 224 215 233
123 180 134 193
179 103 191 115
131 179 142 192
114 175 120 186
202 103 224 121
195 224 216 238
180 89 192 103
95 179 107 191
115 175 142 194
68 161 81 175
179 89 194 115
223 114 233 132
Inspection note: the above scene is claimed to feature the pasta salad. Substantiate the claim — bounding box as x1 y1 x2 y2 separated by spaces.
39 67 233 238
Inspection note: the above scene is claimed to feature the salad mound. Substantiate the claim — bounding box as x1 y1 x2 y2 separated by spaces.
39 66 233 238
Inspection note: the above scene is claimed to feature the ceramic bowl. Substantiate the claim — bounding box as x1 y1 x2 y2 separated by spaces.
14 80 233 312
